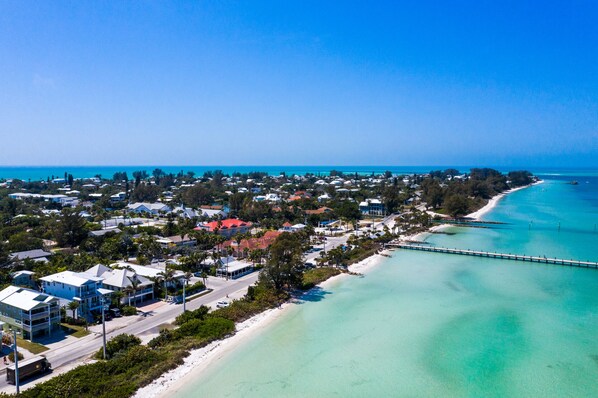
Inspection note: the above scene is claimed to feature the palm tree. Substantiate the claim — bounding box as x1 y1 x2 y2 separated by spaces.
234 234 244 257
111 291 124 309
200 271 208 288
158 267 176 301
129 276 140 306
68 301 80 320
123 286 134 306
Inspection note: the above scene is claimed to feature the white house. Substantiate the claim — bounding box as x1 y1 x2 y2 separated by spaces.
127 202 172 215
359 199 385 216
110 192 127 202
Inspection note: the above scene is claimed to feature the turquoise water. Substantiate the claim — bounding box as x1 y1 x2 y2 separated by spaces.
175 177 598 397
0 165 450 180
1 165 597 181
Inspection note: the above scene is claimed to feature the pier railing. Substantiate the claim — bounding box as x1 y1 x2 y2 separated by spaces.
390 243 598 269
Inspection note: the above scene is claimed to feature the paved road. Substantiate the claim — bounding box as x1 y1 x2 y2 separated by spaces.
0 272 259 393
0 233 352 393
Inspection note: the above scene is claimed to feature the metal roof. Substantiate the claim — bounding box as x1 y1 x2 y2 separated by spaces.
0 286 59 311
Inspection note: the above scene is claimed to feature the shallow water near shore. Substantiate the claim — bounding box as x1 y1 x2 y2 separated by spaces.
175 177 598 397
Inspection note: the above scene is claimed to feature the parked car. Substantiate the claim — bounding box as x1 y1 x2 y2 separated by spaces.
216 300 230 308
110 308 122 318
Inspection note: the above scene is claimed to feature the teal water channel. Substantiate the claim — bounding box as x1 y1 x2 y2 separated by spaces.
176 178 598 397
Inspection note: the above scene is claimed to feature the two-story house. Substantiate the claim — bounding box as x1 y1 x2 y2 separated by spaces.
359 199 385 216
0 286 61 341
194 218 253 239
39 271 104 319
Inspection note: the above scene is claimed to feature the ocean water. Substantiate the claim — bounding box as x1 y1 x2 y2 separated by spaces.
0 165 453 180
0 165 596 181
175 175 598 398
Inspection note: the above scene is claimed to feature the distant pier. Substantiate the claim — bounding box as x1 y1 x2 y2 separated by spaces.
432 219 508 226
390 243 598 269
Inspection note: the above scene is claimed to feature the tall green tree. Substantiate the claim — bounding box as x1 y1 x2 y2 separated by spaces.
55 208 88 248
136 234 161 264
259 233 304 291
444 194 469 218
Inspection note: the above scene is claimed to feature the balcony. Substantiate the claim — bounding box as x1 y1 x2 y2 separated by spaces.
77 289 98 299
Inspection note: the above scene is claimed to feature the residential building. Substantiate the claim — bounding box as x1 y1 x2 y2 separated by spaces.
85 264 154 305
216 259 254 280
89 227 122 237
11 270 36 289
39 271 104 319
304 207 333 216
157 234 196 248
221 230 282 254
9 249 53 263
195 218 253 238
279 223 307 233
127 202 172 215
0 286 61 341
110 192 127 202
359 199 385 216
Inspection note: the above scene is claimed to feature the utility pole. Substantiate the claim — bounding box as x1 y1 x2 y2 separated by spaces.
13 328 19 395
101 295 107 360
182 280 186 312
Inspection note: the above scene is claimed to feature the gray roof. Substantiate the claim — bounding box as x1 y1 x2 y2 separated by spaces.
101 269 153 289
89 228 122 237
10 249 52 261
85 264 112 278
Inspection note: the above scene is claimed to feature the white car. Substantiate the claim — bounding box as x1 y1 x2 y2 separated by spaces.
216 300 230 308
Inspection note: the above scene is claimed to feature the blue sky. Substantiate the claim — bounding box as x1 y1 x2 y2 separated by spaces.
1 1 597 167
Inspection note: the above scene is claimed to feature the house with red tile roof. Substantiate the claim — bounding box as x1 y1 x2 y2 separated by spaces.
194 218 253 238
221 230 282 254
304 207 333 215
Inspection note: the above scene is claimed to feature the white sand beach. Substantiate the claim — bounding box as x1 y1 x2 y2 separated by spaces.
135 253 387 398
467 180 544 220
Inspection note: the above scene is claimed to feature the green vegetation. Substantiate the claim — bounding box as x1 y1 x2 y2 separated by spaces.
95 334 141 360
121 305 138 316
61 323 90 338
15 337 49 354
300 267 341 290
422 168 535 218
8 351 24 362
258 232 304 291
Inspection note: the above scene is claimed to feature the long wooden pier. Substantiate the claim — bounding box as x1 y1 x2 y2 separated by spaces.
391 243 598 269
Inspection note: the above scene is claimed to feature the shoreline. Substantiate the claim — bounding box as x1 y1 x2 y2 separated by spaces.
135 253 388 398
409 180 543 242
466 180 543 220
136 182 542 398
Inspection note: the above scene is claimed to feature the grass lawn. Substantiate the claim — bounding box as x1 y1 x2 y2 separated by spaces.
61 323 91 338
16 337 49 354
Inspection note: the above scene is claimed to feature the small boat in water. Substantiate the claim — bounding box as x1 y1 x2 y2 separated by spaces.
568 180 579 185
